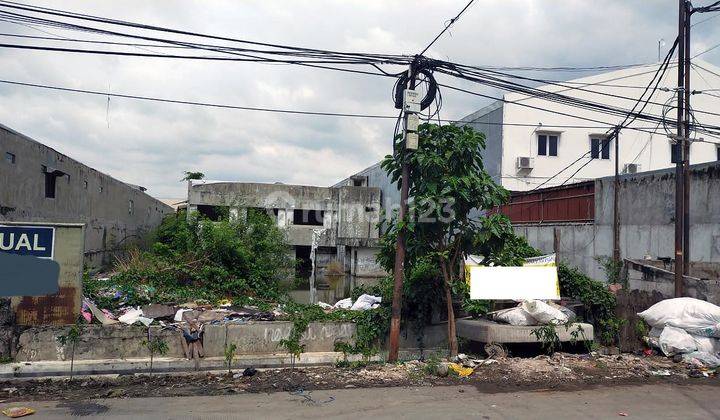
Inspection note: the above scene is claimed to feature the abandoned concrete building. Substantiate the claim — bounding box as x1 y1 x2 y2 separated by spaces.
186 180 386 302
0 123 173 268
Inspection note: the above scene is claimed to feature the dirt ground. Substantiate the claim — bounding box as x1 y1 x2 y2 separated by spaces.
0 352 717 402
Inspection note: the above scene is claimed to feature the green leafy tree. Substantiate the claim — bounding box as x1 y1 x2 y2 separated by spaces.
182 171 205 181
380 123 509 356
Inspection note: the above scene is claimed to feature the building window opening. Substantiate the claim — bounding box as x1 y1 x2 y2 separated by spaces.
538 134 558 156
5 152 15 164
591 138 611 160
197 205 227 221
293 209 324 226
295 245 312 279
43 171 56 198
128 200 134 215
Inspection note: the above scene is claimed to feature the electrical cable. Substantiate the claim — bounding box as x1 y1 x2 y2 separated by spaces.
419 0 475 56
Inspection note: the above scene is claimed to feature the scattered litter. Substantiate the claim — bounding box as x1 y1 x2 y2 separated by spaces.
2 407 35 418
650 369 672 376
448 363 474 377
618 413 628 417
242 367 257 377
118 308 145 325
490 300 575 326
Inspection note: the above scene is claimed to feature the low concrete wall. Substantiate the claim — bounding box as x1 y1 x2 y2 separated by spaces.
15 321 357 362
625 259 720 304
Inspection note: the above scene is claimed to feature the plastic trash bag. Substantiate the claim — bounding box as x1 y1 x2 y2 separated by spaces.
521 300 569 325
692 335 720 354
350 294 382 311
659 325 698 356
682 351 720 368
638 297 720 337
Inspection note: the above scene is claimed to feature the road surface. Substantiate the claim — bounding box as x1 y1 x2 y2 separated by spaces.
5 383 719 419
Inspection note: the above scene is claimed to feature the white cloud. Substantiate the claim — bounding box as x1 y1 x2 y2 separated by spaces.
0 0 717 198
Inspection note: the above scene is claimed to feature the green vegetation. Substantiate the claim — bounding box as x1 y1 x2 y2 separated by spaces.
142 335 169 375
279 300 391 360
85 209 294 308
380 123 510 356
181 171 205 181
596 256 625 286
557 263 620 345
224 343 237 374
531 324 561 355
56 320 85 380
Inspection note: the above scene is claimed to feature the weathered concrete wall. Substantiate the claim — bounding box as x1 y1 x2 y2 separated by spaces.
0 124 174 269
515 163 720 281
625 259 720 304
15 322 357 361
187 181 381 247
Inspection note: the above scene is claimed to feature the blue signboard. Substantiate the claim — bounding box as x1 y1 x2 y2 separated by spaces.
0 225 55 259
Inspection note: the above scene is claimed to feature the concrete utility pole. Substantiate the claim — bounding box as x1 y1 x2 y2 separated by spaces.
673 0 688 297
682 3 692 276
388 65 418 362
612 128 621 264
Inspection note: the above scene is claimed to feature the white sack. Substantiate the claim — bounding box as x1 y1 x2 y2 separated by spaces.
638 297 720 337
351 294 382 311
333 298 352 309
659 325 698 356
493 307 537 326
521 300 568 325
692 335 720 354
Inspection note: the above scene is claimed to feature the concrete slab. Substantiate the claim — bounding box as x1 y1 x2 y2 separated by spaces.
456 318 594 344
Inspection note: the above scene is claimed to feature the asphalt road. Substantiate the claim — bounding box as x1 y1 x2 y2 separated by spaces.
5 383 719 419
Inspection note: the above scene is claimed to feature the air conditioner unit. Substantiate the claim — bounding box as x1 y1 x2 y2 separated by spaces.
516 156 534 170
623 163 641 174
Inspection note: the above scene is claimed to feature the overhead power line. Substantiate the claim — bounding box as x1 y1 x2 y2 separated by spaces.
419 0 476 56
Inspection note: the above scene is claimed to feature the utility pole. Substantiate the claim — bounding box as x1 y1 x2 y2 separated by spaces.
673 0 687 297
388 64 418 362
612 127 621 264
683 2 692 276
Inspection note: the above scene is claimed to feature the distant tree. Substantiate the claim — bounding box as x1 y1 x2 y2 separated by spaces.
182 171 205 181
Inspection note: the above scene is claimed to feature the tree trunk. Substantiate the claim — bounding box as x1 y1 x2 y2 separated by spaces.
441 262 458 357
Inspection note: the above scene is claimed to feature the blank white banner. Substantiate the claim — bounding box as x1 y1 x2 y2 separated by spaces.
469 266 560 300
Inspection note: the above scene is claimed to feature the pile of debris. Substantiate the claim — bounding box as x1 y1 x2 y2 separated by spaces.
639 297 720 375
316 294 382 312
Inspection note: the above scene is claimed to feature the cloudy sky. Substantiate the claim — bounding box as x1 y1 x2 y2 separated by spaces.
0 0 718 198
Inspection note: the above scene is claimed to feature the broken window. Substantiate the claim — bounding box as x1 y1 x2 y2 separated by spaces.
293 209 324 226
5 152 15 164
129 200 134 215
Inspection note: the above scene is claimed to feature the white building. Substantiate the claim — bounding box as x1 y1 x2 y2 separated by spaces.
460 60 720 191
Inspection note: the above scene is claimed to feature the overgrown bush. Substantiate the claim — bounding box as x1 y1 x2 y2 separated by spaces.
85 209 294 307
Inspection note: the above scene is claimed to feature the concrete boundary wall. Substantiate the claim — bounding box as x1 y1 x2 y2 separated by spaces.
15 322 357 362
